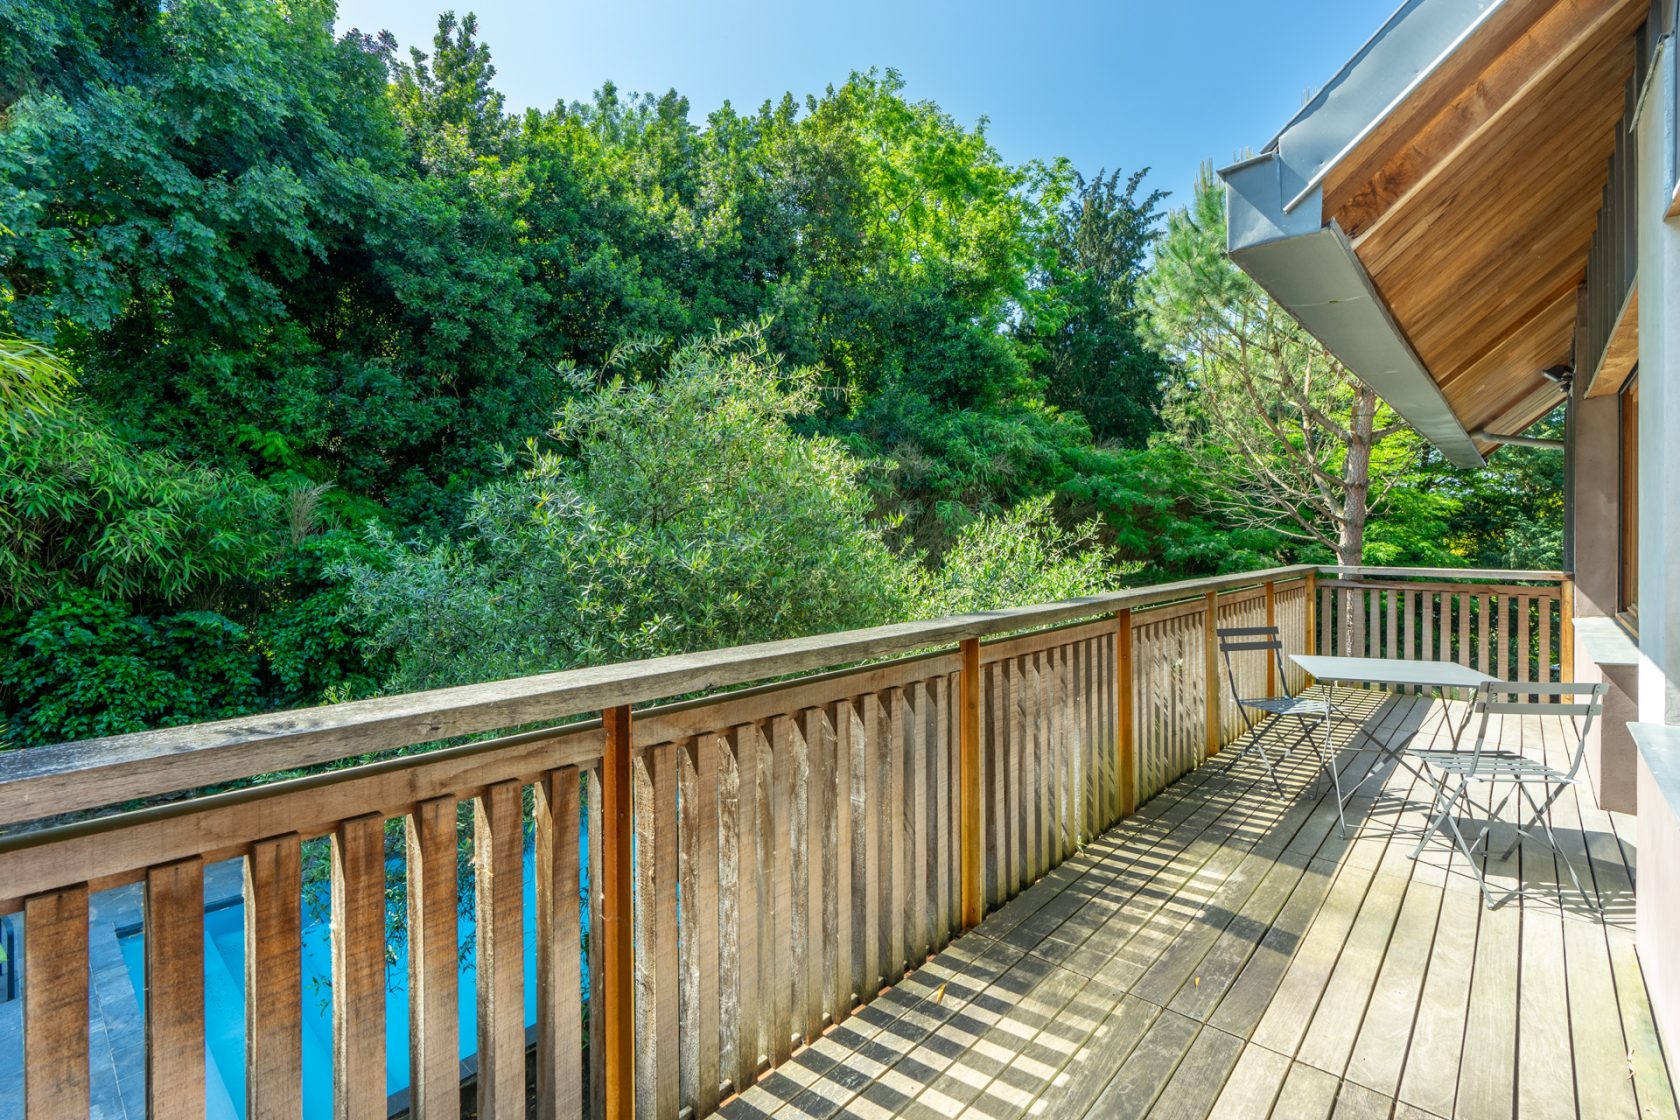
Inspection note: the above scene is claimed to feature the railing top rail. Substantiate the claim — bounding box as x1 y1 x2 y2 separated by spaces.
1317 565 1570 582
0 563 1317 829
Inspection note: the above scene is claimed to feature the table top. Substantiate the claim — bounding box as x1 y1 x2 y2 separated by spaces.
1290 654 1494 689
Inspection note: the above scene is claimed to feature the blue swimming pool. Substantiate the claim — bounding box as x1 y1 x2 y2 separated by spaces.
117 841 585 1118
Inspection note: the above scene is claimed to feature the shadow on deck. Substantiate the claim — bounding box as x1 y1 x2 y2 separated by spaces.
720 689 1676 1120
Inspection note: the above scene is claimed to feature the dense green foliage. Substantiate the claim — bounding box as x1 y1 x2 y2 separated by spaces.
0 0 1561 748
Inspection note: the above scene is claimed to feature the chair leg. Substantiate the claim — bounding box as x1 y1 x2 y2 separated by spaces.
1410 770 1462 861
1230 711 1287 796
1320 694 1348 836
1503 780 1598 911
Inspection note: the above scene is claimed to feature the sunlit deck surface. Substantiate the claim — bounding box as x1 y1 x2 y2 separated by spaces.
720 689 1678 1120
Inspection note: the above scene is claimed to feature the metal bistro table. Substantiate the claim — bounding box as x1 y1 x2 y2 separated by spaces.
1289 655 1495 832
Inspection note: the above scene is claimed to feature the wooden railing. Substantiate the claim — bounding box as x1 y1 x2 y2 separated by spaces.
1316 567 1573 689
0 564 1562 1120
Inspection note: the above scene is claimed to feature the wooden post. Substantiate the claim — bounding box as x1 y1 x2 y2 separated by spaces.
602 705 635 1120
1115 610 1136 819
1204 590 1221 758
958 638 983 929
1304 569 1319 685
1264 580 1278 698
1560 574 1575 682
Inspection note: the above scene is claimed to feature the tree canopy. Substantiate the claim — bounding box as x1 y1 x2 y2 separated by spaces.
0 0 1560 747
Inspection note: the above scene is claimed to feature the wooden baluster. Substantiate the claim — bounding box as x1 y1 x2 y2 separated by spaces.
476 780 525 1118
766 716 796 1063
906 681 930 963
407 797 460 1120
1477 593 1493 677
1441 593 1455 664
147 859 205 1120
24 885 89 1119
858 697 881 997
1538 589 1555 691
1204 590 1221 758
536 767 583 1120
1560 576 1575 682
1264 581 1278 698
934 673 955 948
801 708 831 1043
601 706 635 1120
332 813 387 1120
1116 610 1136 819
958 638 982 928
632 742 678 1118
1403 590 1417 673
723 723 761 1096
887 688 911 981
832 701 857 1017
1518 595 1534 690
686 737 723 1112
1386 587 1400 663
1303 570 1318 653
587 767 605 1120
246 834 303 1120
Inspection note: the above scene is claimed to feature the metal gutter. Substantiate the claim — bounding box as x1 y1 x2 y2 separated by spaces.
1222 153 1485 468
1218 0 1509 470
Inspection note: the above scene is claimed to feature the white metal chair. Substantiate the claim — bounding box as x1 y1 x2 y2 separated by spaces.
1409 681 1606 910
1216 626 1341 810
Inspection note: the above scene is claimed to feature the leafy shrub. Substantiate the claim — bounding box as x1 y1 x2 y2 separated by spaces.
916 495 1122 617
0 590 265 746
342 327 918 691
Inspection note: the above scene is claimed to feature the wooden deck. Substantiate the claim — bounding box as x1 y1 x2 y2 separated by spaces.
719 689 1678 1120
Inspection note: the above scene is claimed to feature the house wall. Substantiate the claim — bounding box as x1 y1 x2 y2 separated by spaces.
1637 32 1678 726
1634 22 1680 1061
1570 389 1640 812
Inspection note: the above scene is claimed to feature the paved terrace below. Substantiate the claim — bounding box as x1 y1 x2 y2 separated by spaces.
720 689 1677 1120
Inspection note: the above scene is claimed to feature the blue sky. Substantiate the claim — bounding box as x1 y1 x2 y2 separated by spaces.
333 0 1400 209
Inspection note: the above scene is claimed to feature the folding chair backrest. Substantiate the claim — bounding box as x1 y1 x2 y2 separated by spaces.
1468 681 1606 777
1215 625 1293 701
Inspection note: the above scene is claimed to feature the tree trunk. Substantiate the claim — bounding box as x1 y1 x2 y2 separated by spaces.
1337 387 1377 567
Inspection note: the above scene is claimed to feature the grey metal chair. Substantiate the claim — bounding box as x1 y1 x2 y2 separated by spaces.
1409 681 1606 910
1216 626 1340 809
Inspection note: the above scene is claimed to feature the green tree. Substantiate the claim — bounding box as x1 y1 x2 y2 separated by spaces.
1023 168 1169 445
1144 167 1415 566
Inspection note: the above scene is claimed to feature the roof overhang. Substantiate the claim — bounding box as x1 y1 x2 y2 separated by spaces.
1220 0 1648 466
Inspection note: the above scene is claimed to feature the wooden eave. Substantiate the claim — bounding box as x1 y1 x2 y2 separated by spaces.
1319 0 1646 445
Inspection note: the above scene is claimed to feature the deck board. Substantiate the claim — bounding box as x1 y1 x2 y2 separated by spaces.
719 690 1678 1120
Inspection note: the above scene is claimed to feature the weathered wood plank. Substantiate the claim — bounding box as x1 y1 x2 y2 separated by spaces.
1342 880 1444 1099
831 701 856 1019
1455 871 1519 1120
144 859 205 1120
331 813 387 1120
407 797 460 1120
24 885 89 1119
1205 1044 1291 1120
1396 882 1480 1118
802 706 832 1042
246 834 303 1120
1270 1061 1340 1120
859 697 881 998
536 768 584 1120
600 707 635 1120
475 780 525 1118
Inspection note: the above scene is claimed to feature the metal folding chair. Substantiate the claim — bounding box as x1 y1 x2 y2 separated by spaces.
1216 626 1341 809
1409 681 1606 910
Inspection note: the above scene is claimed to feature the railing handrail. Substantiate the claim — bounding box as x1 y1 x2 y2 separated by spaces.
1318 565 1571 582
0 564 1318 829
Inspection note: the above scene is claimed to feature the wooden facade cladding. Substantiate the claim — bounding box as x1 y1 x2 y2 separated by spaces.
0 566 1570 1119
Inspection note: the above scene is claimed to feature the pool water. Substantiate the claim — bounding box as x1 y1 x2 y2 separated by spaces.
117 841 586 1119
